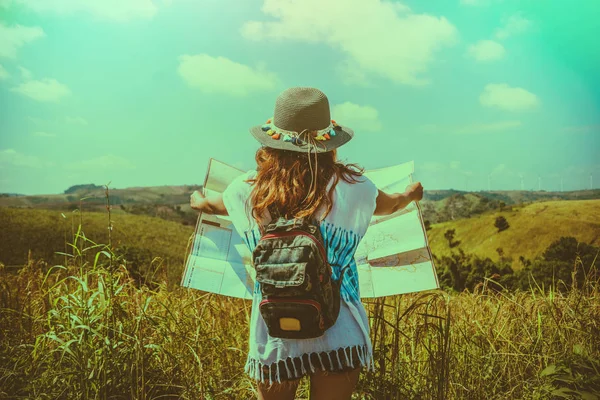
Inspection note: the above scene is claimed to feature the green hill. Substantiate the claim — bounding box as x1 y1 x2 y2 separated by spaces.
0 207 194 286
428 199 600 270
2 185 599 227
2 199 599 283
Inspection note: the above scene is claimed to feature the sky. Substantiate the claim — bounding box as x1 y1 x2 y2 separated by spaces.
0 0 599 195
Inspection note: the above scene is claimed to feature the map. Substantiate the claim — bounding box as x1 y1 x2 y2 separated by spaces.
181 158 439 299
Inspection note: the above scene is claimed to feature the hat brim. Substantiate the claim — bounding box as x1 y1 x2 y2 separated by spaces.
249 125 354 153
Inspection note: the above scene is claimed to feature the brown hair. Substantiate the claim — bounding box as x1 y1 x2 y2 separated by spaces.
247 147 364 223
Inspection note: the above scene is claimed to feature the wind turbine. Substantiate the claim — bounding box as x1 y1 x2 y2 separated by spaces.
591 173 594 190
561 176 564 192
519 174 524 191
538 175 541 191
488 174 491 192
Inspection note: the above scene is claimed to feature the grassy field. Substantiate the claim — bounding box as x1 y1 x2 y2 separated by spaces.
0 255 598 399
428 200 600 270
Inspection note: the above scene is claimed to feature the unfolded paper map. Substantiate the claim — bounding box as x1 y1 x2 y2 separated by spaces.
181 159 439 299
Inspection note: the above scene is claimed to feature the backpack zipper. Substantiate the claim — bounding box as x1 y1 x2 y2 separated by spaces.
259 298 322 312
261 231 328 263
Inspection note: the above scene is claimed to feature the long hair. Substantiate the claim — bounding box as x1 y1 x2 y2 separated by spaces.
247 147 364 223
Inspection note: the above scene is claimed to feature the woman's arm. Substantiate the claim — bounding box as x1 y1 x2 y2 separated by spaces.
190 190 229 215
374 182 423 216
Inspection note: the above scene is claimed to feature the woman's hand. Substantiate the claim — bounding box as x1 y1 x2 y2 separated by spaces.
190 190 207 212
405 182 424 202
190 190 229 216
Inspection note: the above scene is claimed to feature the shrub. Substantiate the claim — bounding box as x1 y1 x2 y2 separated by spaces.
495 216 510 232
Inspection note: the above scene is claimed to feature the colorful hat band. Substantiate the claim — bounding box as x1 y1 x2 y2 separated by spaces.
261 118 341 144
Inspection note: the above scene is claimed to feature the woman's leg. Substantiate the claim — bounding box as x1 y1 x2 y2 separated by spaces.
308 368 361 400
257 379 301 400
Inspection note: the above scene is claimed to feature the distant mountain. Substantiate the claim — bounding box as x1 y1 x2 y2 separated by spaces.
0 184 203 225
0 193 25 197
64 184 104 194
424 189 600 204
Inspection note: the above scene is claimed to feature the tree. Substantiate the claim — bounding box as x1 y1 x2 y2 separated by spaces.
444 229 461 248
519 255 531 268
424 220 432 231
495 216 510 232
515 237 599 292
496 247 504 258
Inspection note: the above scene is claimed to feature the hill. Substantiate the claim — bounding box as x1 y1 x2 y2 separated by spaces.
2 185 599 227
0 207 194 287
421 189 600 223
427 199 600 270
0 184 203 225
424 188 600 204
3 199 599 282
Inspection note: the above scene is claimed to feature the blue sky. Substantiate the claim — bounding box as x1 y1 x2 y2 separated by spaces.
0 0 598 195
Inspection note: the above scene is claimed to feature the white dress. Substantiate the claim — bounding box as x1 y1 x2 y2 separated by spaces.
222 170 378 384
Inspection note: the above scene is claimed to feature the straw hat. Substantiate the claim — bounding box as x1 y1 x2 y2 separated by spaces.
249 87 354 153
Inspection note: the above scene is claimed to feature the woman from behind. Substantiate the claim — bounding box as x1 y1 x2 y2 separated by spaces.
190 87 423 399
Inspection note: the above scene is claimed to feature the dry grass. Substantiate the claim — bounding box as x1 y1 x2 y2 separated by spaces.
1 250 598 399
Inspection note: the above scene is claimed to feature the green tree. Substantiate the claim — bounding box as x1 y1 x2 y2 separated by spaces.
494 216 510 232
424 220 431 231
516 237 599 291
444 228 461 248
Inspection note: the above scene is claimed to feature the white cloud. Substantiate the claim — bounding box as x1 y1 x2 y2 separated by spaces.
0 64 9 79
495 14 532 40
65 116 88 125
3 0 158 22
11 78 71 102
335 60 371 87
467 40 505 62
0 22 45 59
18 66 33 80
479 83 539 112
65 155 135 170
491 163 506 176
32 131 56 137
0 148 44 168
241 0 458 86
178 54 278 96
331 102 382 132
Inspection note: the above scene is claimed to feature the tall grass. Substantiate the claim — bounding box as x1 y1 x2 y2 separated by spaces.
1 192 598 399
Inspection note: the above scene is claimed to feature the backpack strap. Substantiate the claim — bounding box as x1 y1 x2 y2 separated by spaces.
258 204 281 235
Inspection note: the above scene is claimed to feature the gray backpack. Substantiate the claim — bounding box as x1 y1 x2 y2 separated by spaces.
252 207 347 339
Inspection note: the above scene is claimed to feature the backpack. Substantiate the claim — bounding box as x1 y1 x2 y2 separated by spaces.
252 206 347 339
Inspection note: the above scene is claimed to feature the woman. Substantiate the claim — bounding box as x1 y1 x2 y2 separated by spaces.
190 87 423 399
